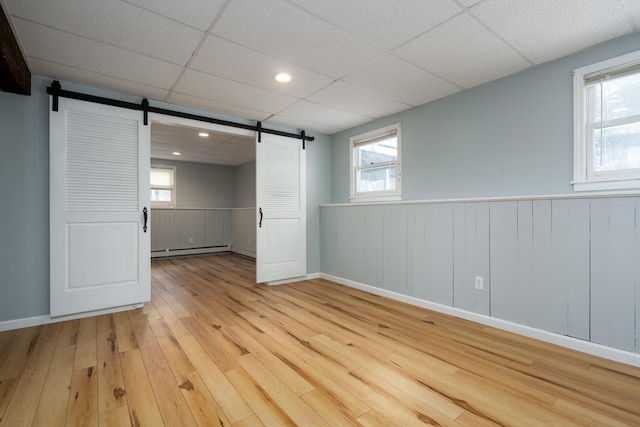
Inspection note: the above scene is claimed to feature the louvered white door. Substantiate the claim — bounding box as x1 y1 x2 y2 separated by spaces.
50 98 150 317
256 133 306 284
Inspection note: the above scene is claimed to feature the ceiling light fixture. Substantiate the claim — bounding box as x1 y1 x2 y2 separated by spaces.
274 72 292 83
198 132 209 137
172 151 182 156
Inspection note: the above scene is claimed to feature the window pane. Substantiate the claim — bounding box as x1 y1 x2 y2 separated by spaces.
357 137 397 167
593 122 640 171
150 168 174 187
357 165 396 193
150 189 172 202
588 72 640 122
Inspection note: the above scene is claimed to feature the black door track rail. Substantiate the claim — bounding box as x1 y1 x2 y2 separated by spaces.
47 80 313 147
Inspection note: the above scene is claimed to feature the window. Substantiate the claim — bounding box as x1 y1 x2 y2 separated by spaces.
150 165 176 206
573 50 640 191
350 123 401 202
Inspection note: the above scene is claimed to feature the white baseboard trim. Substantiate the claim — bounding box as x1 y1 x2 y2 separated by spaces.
319 273 640 368
151 245 230 258
263 272 320 286
0 303 144 332
230 247 256 259
264 275 309 286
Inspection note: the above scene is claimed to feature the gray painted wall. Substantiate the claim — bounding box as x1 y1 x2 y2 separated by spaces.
306 133 332 275
330 32 640 203
0 76 50 322
0 75 329 322
151 158 237 208
235 160 256 208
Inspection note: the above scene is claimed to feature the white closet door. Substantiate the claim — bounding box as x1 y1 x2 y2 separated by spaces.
50 98 150 317
256 133 306 284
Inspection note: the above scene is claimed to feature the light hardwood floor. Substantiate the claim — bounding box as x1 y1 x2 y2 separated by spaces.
1 253 640 426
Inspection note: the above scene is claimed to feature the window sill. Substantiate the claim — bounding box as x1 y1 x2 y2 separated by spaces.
349 194 402 203
572 179 640 192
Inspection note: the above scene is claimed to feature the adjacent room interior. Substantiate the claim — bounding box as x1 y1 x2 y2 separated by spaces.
149 122 257 260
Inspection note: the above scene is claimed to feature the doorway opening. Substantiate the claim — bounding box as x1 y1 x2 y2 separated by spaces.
148 114 257 261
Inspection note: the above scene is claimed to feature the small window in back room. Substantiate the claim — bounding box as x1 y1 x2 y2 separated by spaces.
350 123 402 202
573 50 640 191
150 165 176 207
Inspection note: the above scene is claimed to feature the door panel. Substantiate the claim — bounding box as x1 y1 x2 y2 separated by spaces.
50 98 150 317
256 133 306 284
67 222 138 288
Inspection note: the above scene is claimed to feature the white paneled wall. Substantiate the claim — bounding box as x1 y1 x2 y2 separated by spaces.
151 208 255 257
321 196 640 355
151 209 231 252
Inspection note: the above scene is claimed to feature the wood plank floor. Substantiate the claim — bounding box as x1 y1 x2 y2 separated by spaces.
1 253 640 426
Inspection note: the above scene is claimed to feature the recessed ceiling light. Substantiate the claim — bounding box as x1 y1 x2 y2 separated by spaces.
198 132 209 137
172 152 182 156
274 73 292 83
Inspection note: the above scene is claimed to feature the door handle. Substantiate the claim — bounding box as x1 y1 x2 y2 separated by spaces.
259 207 263 228
143 207 148 233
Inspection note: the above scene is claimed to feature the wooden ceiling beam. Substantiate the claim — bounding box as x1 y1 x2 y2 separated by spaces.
0 4 30 95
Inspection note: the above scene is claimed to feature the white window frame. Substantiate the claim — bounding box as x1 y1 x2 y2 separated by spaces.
349 123 401 202
573 50 640 192
150 165 176 207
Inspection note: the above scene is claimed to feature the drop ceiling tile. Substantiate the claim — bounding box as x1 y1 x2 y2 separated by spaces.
165 93 272 122
457 0 483 7
227 136 255 147
204 147 251 159
14 19 183 89
123 0 226 31
266 115 344 135
152 141 223 153
276 100 372 130
308 81 411 118
214 143 255 155
28 58 170 101
289 0 461 50
5 0 204 65
173 69 299 115
195 151 254 165
152 123 235 144
394 13 530 89
197 149 251 159
342 54 461 107
211 148 256 158
629 2 640 27
211 0 383 78
190 36 334 98
152 150 202 162
471 0 640 64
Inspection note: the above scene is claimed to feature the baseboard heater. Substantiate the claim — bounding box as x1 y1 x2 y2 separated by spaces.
151 245 230 259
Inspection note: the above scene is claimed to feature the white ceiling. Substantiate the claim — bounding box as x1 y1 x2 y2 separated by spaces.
151 123 255 165
3 0 640 163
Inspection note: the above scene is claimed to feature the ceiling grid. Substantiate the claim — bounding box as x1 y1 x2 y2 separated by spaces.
2 0 639 162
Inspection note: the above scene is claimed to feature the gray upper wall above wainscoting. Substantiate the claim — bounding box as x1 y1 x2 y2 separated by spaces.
151 158 237 209
330 32 640 203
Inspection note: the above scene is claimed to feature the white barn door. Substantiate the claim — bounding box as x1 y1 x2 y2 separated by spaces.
50 98 150 317
256 133 306 284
